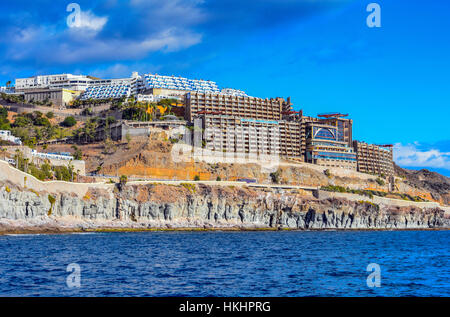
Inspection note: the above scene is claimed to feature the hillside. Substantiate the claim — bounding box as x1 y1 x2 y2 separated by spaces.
394 163 450 205
37 132 450 207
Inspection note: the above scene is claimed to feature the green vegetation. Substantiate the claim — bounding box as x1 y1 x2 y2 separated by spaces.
121 98 178 122
71 145 83 160
48 194 56 216
0 92 24 104
193 175 200 181
61 116 77 127
0 109 74 146
120 175 128 186
324 169 331 178
45 112 54 119
13 151 76 181
103 138 116 154
375 177 385 186
0 106 11 130
270 170 281 184
72 118 98 143
321 185 429 202
216 176 221 181
181 183 196 193
358 200 380 210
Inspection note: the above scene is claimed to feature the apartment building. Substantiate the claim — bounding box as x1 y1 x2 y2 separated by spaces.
318 116 353 147
143 74 220 93
23 88 81 107
305 122 357 170
185 92 291 122
194 114 303 161
80 72 143 100
353 141 394 176
15 74 92 91
195 115 280 157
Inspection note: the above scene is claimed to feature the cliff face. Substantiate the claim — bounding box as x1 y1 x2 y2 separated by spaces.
0 183 448 231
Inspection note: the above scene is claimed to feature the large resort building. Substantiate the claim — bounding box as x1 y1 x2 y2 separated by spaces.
304 122 357 170
353 141 394 176
185 92 292 121
10 71 395 176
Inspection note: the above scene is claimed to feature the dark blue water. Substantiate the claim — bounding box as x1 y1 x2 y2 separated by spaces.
0 231 448 296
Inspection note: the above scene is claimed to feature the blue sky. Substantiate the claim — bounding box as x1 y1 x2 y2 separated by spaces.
0 0 449 175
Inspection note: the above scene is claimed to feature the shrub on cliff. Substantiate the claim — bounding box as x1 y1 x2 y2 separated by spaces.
118 175 128 190
48 195 56 216
270 170 281 184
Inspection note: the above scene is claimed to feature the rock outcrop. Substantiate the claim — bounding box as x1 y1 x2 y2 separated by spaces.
0 183 449 232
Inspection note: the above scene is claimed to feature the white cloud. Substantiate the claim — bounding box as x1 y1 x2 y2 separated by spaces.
76 11 108 32
394 142 450 170
2 1 204 66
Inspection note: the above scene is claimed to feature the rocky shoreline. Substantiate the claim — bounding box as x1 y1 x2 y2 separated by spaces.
1 181 449 234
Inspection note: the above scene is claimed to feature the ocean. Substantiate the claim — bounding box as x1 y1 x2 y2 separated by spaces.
0 231 448 296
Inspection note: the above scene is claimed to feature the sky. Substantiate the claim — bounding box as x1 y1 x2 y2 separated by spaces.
0 0 449 175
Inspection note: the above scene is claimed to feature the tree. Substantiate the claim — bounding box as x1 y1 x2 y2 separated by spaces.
125 132 131 144
61 116 77 127
71 145 82 160
119 175 128 190
103 138 116 154
194 175 200 181
270 170 281 184
45 112 54 119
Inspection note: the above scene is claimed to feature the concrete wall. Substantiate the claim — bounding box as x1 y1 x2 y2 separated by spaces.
3 146 86 176
0 160 112 198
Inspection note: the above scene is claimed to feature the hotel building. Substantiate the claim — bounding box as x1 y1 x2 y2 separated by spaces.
353 141 394 176
185 92 291 122
15 74 93 92
304 122 357 170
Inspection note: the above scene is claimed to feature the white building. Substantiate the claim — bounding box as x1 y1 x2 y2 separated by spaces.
0 86 16 94
143 73 220 93
0 130 22 145
15 74 93 91
221 88 248 97
80 72 143 100
31 149 74 161
136 94 182 103
15 72 249 103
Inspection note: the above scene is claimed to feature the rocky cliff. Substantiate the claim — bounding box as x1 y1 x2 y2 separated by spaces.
0 182 449 233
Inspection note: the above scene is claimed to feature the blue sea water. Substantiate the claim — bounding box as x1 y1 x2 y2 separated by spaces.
0 231 448 297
